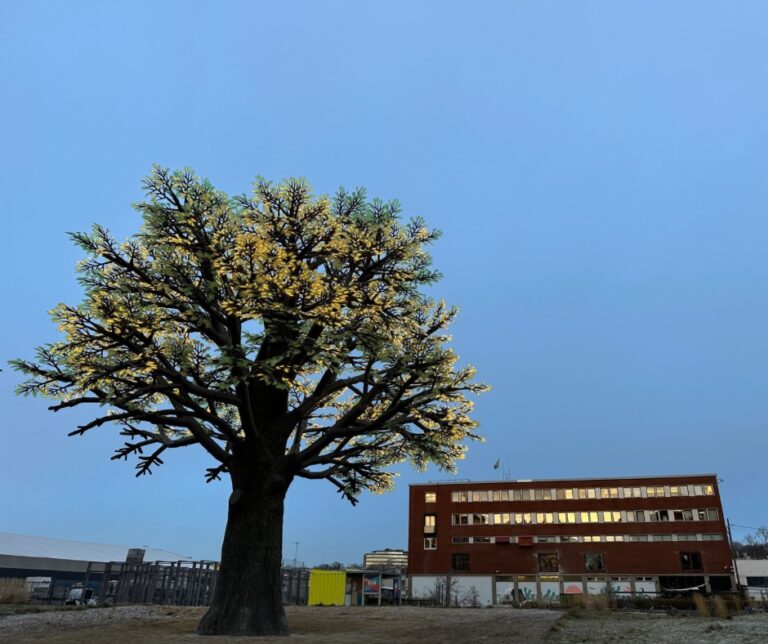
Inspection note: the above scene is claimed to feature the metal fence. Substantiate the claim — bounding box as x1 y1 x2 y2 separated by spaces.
80 561 310 607
84 560 220 606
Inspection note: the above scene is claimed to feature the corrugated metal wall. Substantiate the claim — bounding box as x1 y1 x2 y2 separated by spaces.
308 569 346 606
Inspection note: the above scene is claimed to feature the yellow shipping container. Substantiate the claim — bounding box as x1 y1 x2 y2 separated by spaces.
308 569 346 606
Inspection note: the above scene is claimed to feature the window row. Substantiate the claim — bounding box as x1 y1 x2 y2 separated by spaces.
448 551 705 573
449 507 719 526
424 533 724 548
447 483 715 504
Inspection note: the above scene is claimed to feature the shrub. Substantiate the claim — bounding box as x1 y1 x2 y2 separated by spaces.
0 579 28 604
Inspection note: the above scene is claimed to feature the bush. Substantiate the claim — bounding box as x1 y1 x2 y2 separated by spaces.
0 579 29 604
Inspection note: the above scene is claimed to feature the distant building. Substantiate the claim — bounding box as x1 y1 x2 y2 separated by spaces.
363 548 408 570
408 474 733 606
0 532 190 586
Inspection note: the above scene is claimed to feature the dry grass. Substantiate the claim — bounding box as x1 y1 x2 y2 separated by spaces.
712 595 730 619
0 580 27 605
693 592 710 617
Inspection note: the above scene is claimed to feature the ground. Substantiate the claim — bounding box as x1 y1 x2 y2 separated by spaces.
0 605 766 643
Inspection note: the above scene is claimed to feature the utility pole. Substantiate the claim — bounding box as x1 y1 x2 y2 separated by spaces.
727 518 743 596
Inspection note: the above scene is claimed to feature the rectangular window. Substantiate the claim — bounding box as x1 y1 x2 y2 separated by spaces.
629 535 648 542
679 485 689 496
424 537 437 550
680 552 703 570
683 509 693 521
452 514 469 525
521 489 530 501
703 484 714 495
585 552 604 572
707 509 719 521
702 533 723 541
697 509 707 520
560 535 579 542
537 536 556 543
538 553 559 573
565 489 574 500
635 510 646 522
670 486 679 496
451 536 469 544
673 510 684 521
633 487 642 498
452 553 470 572
746 577 768 587
425 492 437 503
534 489 544 500
693 485 704 496
588 488 596 499
473 513 489 525
424 514 436 528
653 534 673 542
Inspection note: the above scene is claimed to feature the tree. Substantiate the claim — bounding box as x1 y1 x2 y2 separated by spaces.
13 167 486 636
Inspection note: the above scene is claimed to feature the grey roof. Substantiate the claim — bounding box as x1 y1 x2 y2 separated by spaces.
0 532 191 563
410 473 718 487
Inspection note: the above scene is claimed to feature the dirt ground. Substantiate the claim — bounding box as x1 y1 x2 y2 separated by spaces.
0 605 766 643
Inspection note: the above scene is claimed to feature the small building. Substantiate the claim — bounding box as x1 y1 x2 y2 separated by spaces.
408 474 733 606
734 559 768 600
363 548 408 570
308 568 405 606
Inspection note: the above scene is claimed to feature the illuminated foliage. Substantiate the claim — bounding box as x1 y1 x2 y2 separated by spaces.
14 166 487 502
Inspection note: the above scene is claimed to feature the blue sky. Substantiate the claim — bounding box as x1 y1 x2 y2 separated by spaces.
1 1 767 564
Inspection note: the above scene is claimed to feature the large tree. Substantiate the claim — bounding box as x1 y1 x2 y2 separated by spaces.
13 167 486 636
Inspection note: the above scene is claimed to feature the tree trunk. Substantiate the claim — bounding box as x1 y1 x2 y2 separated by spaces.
197 465 290 636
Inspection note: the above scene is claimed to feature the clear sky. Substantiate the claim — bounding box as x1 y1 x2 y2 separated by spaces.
1 1 767 565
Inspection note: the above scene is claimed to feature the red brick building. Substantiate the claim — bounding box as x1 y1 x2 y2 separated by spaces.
407 474 733 605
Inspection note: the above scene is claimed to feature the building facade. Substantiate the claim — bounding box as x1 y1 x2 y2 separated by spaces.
363 549 408 570
408 474 733 606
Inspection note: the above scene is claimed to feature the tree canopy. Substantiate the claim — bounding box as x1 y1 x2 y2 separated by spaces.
13 166 487 503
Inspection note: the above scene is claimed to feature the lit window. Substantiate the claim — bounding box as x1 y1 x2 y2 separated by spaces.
670 486 679 496
603 511 613 523
425 492 437 503
424 514 436 531
704 485 714 495
424 537 437 550
578 489 587 500
565 489 574 500
588 489 596 499
538 553 559 573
